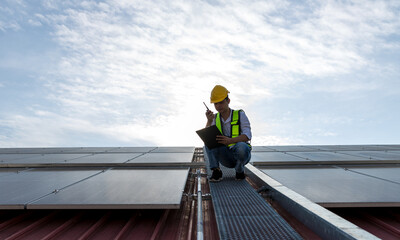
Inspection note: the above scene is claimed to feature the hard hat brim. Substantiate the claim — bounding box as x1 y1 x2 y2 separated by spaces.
210 96 227 103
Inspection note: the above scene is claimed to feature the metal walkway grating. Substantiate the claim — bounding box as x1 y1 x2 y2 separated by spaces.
209 166 303 240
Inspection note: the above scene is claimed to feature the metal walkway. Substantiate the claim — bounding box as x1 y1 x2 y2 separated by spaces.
208 166 303 240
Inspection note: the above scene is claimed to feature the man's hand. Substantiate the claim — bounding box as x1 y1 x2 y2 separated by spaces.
205 110 214 127
206 110 214 121
216 134 249 146
216 135 233 146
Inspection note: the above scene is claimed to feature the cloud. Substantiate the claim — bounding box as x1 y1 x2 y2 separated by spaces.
27 18 42 27
0 2 24 31
1 0 400 147
0 110 157 147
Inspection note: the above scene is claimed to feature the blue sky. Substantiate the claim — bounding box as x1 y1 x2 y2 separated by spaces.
0 0 399 147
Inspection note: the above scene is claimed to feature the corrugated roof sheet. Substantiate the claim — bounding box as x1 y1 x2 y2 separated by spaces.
0 209 190 239
331 207 400 240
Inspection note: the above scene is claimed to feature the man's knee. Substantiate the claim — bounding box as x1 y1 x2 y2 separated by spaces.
233 142 251 159
235 142 250 151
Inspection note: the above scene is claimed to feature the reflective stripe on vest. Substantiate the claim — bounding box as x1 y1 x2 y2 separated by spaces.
216 110 241 147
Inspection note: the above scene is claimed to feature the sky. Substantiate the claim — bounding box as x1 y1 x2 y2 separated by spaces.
0 0 399 148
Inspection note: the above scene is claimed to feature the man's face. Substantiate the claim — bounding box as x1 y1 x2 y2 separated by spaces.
214 98 230 113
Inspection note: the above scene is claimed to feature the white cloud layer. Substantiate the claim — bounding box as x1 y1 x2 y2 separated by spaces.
1 0 400 147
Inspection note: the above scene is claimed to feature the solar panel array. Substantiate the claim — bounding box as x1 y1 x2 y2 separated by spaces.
251 145 400 207
1 145 399 209
0 147 195 209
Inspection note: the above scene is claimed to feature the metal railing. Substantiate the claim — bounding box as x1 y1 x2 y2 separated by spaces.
196 169 204 240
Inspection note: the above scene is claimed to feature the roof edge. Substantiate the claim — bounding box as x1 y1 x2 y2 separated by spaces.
245 164 380 240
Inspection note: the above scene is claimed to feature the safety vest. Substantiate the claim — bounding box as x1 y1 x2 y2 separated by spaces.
216 109 243 147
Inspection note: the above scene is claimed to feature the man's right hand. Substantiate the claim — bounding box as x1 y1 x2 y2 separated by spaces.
206 110 214 121
205 110 214 127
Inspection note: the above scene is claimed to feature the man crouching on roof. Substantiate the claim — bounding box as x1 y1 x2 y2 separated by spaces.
204 85 252 182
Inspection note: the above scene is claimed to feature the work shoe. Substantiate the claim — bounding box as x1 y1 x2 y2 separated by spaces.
235 171 246 180
209 168 223 182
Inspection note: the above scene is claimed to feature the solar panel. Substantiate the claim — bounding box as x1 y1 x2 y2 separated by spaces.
0 169 102 209
337 151 400 160
355 145 400 151
67 153 142 163
103 147 157 153
380 145 400 150
250 152 306 163
0 168 29 179
0 148 55 154
27 169 189 209
261 167 400 207
388 150 400 156
150 147 195 153
251 146 276 152
349 167 400 184
303 145 394 151
266 146 318 152
0 154 39 162
303 145 356 151
0 148 95 154
2 154 90 164
61 147 116 153
288 151 366 161
128 152 194 163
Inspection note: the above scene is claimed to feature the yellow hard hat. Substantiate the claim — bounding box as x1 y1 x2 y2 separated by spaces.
210 85 230 103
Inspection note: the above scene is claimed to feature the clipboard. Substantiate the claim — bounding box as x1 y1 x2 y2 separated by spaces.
196 125 225 149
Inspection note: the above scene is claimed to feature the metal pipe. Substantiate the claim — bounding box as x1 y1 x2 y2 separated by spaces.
197 169 204 240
